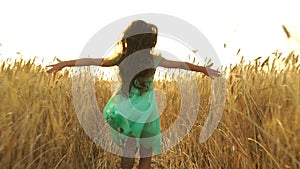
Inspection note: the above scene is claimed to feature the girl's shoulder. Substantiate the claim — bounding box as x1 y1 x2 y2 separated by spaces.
153 53 163 67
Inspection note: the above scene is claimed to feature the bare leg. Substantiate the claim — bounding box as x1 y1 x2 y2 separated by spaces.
138 146 152 169
121 136 137 169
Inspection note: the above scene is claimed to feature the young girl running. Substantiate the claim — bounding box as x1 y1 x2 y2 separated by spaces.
47 20 221 169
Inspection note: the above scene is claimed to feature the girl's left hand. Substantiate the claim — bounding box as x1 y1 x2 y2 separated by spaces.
46 58 64 73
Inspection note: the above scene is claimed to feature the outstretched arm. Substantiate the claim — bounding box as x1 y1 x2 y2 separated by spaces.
158 58 221 78
46 57 117 73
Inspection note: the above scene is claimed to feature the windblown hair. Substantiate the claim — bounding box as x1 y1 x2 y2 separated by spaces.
114 20 158 97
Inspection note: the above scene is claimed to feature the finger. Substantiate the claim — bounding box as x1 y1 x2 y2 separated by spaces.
207 63 213 67
56 58 63 62
47 68 57 73
213 70 221 74
46 69 53 73
214 71 221 75
211 69 220 73
51 70 58 74
209 71 220 76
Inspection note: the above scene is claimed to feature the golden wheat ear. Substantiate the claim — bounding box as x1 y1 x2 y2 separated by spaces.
282 25 291 39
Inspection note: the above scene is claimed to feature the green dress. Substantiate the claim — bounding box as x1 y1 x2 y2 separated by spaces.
103 55 162 154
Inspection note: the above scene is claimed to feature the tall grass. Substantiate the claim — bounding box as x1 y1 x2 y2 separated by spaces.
0 52 299 168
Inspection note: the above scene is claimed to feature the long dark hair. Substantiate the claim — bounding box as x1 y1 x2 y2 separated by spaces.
114 20 158 97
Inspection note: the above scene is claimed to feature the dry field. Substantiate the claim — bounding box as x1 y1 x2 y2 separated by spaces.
0 52 299 169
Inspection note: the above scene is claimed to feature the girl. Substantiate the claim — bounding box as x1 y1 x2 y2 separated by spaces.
47 20 221 169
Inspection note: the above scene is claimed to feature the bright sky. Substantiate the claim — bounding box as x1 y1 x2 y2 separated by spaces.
0 0 299 67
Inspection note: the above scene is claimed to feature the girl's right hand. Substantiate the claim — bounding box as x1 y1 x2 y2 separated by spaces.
202 63 221 79
46 58 65 73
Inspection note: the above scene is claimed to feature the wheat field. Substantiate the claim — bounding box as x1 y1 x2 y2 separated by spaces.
0 51 299 169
